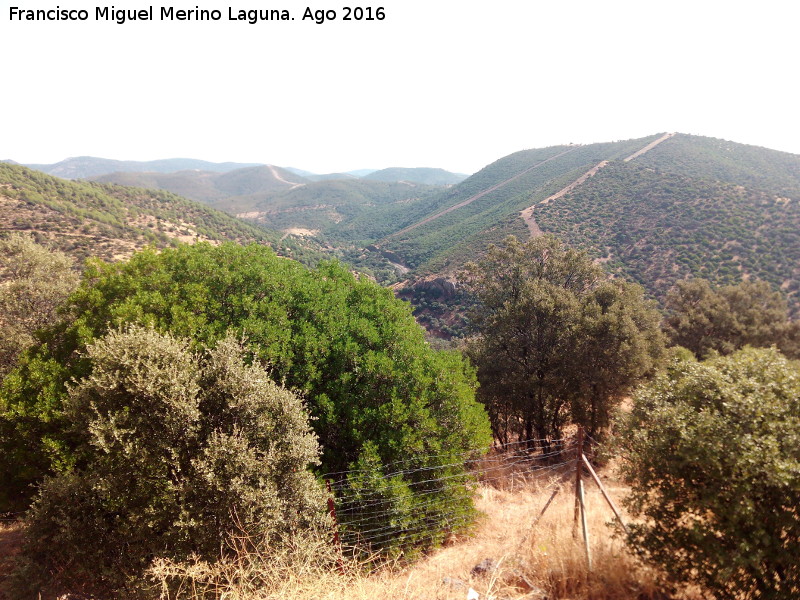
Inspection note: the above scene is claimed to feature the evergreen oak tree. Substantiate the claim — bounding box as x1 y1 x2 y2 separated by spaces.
0 233 79 378
461 235 663 447
664 277 799 359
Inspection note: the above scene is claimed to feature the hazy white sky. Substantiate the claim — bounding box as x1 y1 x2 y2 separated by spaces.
2 0 798 174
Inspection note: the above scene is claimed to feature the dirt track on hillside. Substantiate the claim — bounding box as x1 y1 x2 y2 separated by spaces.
268 165 306 190
623 132 675 162
520 160 608 237
521 133 677 238
385 146 581 239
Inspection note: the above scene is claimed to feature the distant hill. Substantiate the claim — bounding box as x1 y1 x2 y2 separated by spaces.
284 167 317 178
92 165 308 204
302 173 360 182
363 167 468 185
283 167 463 183
0 163 297 264
284 167 369 179
220 178 442 235
347 169 378 178
24 157 264 179
92 167 445 246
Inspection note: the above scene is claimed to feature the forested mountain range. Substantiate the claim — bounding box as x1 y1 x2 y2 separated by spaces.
88 166 452 252
85 164 464 241
92 165 307 205
91 165 466 215
6 133 800 324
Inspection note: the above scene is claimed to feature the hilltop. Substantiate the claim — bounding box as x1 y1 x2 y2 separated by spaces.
363 167 468 185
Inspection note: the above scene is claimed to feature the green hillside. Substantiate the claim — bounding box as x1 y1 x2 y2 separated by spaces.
224 178 443 235
377 135 664 271
321 146 585 256
0 163 317 264
348 133 800 331
535 159 800 312
91 166 446 242
92 170 227 203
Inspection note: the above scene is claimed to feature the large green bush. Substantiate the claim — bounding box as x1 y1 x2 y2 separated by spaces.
0 242 490 550
617 347 800 598
12 326 324 598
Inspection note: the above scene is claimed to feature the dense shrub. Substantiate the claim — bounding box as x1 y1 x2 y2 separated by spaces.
11 327 324 598
0 233 79 378
664 277 800 359
616 347 800 598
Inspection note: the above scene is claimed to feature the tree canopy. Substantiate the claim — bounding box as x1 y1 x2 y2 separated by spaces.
664 277 799 359
460 235 663 446
616 347 800 598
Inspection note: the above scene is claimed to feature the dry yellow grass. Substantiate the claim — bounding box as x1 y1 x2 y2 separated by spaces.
1 452 702 600
152 465 694 600
351 480 663 600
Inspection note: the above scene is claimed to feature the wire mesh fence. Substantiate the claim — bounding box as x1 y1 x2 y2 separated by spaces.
324 437 579 554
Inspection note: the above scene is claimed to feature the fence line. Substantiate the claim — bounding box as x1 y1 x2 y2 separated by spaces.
336 459 574 514
325 437 578 553
323 436 570 479
328 448 573 505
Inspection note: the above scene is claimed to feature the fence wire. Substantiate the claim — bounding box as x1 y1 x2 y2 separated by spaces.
324 437 578 552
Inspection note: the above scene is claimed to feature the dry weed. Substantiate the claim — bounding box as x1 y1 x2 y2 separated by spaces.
150 465 692 600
